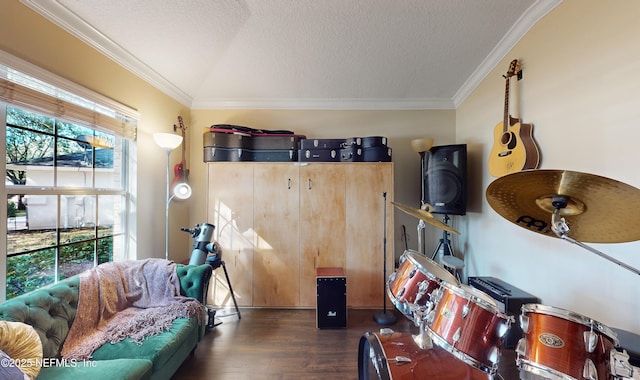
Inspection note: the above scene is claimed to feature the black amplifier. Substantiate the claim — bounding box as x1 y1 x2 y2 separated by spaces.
467 276 540 349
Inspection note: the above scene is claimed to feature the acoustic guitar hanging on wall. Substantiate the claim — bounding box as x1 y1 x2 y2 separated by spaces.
488 59 540 177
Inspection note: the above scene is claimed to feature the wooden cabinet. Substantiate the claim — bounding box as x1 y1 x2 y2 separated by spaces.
206 163 254 307
206 162 393 308
299 164 346 307
253 164 300 307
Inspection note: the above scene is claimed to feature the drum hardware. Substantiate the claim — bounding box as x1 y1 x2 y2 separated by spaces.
374 192 398 326
551 206 640 277
486 169 640 276
392 201 460 235
412 137 435 254
387 356 412 365
610 349 634 379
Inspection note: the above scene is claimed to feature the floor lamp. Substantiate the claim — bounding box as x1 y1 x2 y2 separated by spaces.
153 132 192 260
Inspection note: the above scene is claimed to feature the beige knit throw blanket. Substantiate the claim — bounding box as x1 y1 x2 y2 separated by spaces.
61 258 204 360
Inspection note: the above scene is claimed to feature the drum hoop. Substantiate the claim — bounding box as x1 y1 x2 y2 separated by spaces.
425 327 498 375
404 249 459 286
521 304 619 345
516 358 576 380
439 281 505 316
363 332 392 380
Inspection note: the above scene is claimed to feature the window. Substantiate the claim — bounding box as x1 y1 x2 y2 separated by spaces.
1 52 137 300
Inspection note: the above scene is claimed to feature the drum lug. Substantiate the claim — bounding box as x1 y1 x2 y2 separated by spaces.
430 287 443 303
488 346 500 364
462 303 470 318
389 356 412 365
610 349 634 378
453 327 462 344
409 268 417 279
582 358 598 380
497 320 510 339
519 314 530 334
515 337 526 357
584 330 598 353
379 328 394 336
414 280 429 304
426 309 435 324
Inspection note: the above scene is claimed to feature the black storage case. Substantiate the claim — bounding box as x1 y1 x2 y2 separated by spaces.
251 149 298 162
301 138 347 150
251 135 303 150
203 147 251 162
203 131 251 149
299 148 341 162
316 268 347 329
361 146 392 162
467 276 540 349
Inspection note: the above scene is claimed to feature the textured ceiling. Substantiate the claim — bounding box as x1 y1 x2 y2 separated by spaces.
22 0 560 109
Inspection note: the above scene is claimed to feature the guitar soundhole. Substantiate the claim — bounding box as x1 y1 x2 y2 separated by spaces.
501 132 517 149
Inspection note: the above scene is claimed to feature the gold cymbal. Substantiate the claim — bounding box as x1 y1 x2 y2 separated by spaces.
392 202 460 235
486 169 640 243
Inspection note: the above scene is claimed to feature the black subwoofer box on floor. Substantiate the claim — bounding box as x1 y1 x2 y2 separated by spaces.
316 267 347 329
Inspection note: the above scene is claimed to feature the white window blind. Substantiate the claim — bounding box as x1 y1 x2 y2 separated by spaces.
0 51 138 140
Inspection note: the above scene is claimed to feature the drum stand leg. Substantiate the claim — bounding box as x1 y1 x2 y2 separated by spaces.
430 215 464 282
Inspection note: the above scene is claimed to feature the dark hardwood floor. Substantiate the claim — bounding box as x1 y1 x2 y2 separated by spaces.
173 308 520 380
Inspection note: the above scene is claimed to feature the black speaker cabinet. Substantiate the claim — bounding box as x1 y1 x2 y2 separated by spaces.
423 144 467 215
316 267 347 329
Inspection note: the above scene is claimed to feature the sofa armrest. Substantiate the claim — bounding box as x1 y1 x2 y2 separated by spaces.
176 264 212 304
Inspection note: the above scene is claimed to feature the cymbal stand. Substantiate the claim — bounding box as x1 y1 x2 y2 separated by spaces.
551 198 640 276
417 218 426 254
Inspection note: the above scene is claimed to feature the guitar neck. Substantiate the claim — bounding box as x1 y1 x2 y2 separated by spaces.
503 76 510 132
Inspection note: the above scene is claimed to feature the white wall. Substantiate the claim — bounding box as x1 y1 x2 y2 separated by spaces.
456 0 640 333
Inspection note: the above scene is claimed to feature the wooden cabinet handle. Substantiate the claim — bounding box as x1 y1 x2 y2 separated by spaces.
308 178 312 190
288 178 291 189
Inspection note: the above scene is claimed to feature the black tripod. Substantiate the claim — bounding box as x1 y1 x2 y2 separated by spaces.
430 214 454 261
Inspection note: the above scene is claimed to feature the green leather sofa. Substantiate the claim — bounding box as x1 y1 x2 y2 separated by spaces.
0 263 212 380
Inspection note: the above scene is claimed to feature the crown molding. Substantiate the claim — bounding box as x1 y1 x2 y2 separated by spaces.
20 0 193 107
452 0 563 108
21 0 561 111
191 97 455 110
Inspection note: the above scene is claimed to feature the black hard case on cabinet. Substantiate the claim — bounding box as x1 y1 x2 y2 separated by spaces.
316 268 347 329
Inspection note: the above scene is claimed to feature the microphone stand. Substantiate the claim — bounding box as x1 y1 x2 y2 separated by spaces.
374 192 397 325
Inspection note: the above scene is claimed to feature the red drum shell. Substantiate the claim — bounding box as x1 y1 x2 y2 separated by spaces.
387 250 458 319
517 304 618 380
427 283 511 374
358 330 490 380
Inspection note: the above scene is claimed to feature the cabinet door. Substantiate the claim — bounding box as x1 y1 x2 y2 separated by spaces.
345 163 394 307
253 163 300 306
299 164 347 307
206 163 254 307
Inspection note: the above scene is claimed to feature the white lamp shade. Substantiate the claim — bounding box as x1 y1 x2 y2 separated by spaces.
153 132 183 150
173 182 192 200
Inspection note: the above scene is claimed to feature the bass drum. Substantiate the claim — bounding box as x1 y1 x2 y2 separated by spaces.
516 304 620 380
358 329 491 380
387 249 459 320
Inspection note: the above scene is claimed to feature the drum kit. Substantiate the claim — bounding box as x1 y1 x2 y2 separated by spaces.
359 169 639 380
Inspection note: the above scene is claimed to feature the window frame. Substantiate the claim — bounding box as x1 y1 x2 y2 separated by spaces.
1 51 138 301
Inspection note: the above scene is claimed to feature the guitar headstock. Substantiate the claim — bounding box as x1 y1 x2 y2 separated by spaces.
503 59 520 79
175 115 187 137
